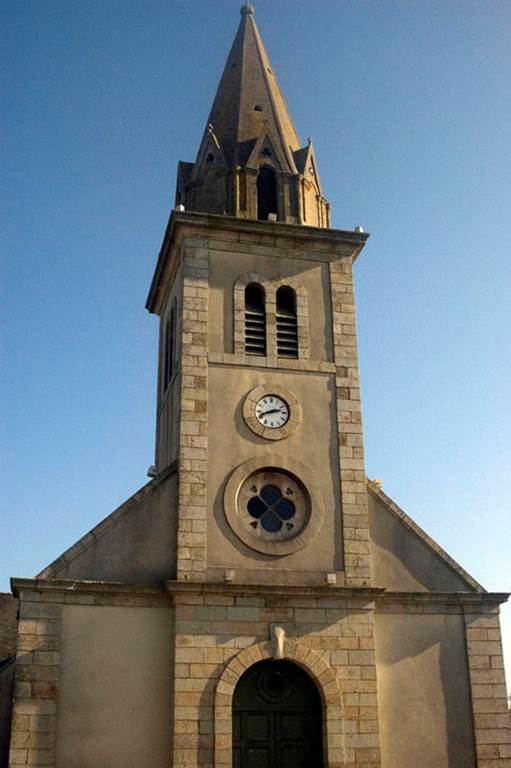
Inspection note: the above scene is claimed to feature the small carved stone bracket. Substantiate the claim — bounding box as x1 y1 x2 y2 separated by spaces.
269 624 286 659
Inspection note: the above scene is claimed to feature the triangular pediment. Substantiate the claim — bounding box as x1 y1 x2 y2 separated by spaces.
245 133 290 172
38 464 178 584
367 480 484 593
294 143 323 196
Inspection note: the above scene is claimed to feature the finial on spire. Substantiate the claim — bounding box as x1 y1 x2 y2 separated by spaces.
241 2 254 16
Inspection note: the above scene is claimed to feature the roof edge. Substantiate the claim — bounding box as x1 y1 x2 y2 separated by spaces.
367 479 486 593
36 462 177 580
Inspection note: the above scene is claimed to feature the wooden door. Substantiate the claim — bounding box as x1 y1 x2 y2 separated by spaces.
232 660 324 768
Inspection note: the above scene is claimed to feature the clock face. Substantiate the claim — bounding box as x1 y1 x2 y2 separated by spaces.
255 395 289 429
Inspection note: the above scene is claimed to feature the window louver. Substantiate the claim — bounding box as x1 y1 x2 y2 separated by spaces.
245 284 266 356
276 287 298 358
164 305 175 389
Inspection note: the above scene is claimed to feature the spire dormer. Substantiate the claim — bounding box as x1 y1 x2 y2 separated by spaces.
176 4 331 227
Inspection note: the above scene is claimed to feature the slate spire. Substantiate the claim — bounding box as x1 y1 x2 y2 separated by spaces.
176 4 330 227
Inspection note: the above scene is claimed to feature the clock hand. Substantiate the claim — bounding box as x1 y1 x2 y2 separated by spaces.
260 408 284 416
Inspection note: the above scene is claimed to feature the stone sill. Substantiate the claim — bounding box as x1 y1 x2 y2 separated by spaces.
209 352 336 373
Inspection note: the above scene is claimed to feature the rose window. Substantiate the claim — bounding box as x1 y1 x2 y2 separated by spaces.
247 485 296 533
237 469 309 542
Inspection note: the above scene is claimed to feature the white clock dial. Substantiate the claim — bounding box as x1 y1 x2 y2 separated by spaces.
255 395 289 429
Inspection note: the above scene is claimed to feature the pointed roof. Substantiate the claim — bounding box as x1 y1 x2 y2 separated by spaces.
198 4 301 172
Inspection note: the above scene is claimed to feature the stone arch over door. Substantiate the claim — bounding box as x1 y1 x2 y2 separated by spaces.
214 639 345 768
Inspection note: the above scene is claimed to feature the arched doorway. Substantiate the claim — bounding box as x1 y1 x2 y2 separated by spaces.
232 659 324 768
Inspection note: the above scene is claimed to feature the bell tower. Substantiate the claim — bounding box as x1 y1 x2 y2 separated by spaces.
146 4 371 589
176 4 330 227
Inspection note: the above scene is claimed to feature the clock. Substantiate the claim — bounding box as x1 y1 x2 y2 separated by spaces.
243 385 302 441
255 395 289 429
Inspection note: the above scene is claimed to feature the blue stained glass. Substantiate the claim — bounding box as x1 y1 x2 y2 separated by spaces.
261 510 282 532
260 485 281 505
275 499 295 520
247 497 267 519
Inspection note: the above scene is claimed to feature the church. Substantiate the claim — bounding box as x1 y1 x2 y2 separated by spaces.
4 5 510 768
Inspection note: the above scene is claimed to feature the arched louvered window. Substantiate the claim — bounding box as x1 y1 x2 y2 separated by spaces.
276 286 298 358
245 283 266 356
163 305 175 389
257 166 277 221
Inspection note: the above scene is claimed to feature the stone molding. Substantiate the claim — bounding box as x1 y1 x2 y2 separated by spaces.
213 639 346 768
223 455 325 556
146 211 369 315
209 352 336 374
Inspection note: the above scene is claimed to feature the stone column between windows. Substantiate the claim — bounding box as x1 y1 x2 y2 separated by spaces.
463 605 511 766
329 259 372 588
176 243 209 581
8 590 63 768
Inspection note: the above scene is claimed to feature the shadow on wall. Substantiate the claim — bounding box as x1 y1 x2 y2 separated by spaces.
175 605 476 768
376 611 476 768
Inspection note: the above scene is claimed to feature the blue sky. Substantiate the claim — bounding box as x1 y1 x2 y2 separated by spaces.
2 0 510 689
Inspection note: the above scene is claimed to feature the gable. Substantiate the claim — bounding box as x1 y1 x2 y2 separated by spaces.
38 465 178 584
367 481 483 593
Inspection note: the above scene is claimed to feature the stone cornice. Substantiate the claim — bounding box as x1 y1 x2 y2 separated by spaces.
377 590 509 606
10 578 167 598
146 210 369 315
11 577 509 607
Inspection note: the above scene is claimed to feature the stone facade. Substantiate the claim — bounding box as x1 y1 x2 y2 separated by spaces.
171 587 381 768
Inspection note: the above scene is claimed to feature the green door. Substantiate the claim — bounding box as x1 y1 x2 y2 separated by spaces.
232 660 324 768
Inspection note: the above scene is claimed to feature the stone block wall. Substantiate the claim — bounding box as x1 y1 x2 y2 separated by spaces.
330 260 371 588
176 244 209 582
171 587 382 768
464 606 511 767
8 590 63 767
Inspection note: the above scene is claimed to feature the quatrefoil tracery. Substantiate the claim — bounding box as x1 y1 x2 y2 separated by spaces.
247 484 296 533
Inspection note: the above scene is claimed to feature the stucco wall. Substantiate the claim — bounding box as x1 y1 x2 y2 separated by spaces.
55 604 173 768
208 249 332 359
375 611 475 768
207 365 343 581
53 471 178 583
